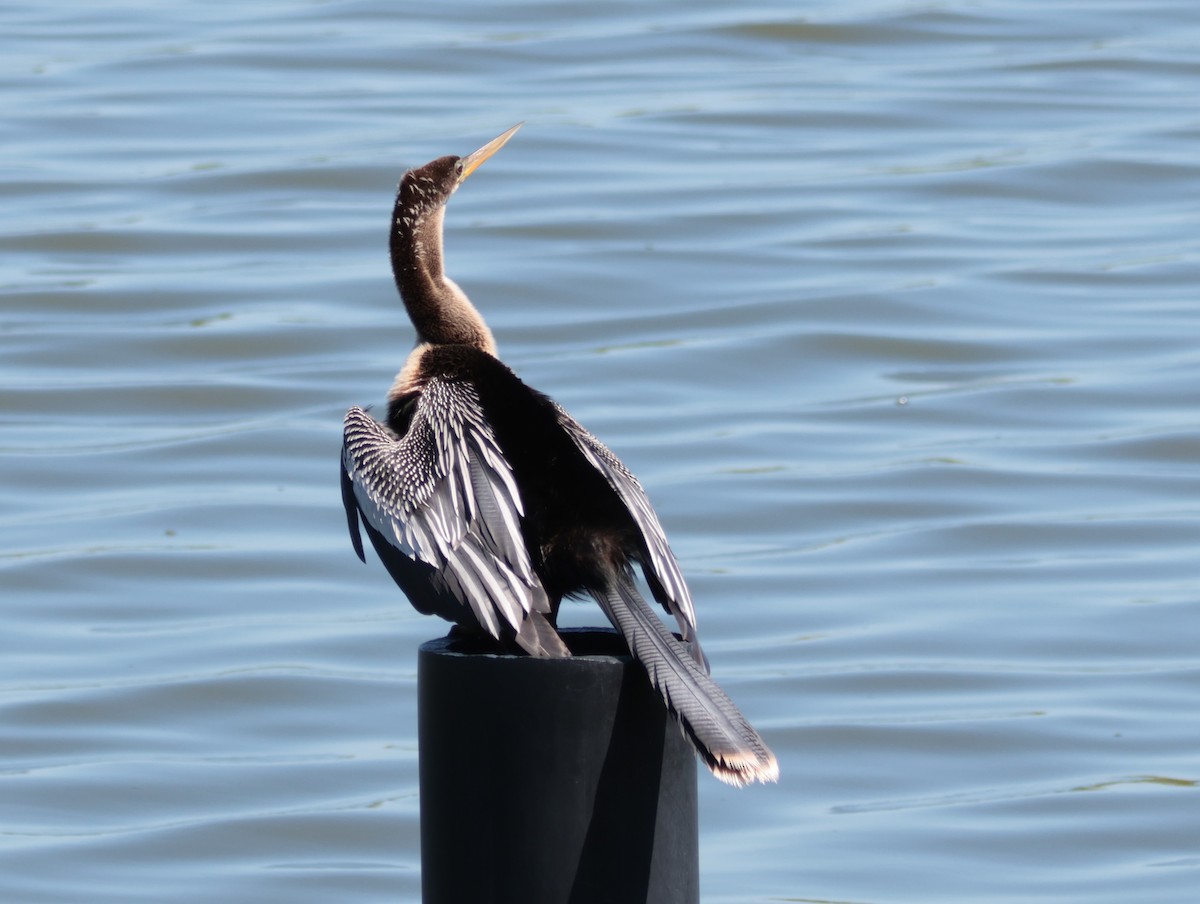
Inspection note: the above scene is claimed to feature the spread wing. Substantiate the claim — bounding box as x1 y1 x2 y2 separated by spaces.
342 379 567 657
551 402 708 672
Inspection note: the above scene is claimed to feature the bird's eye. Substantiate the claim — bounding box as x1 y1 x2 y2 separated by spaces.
454 160 464 176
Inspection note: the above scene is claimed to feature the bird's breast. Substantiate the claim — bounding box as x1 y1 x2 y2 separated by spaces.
388 342 434 402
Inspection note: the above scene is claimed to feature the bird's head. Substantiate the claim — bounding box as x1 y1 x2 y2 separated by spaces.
396 122 524 219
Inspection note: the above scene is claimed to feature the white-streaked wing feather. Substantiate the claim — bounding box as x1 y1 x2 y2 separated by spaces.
342 380 552 640
550 402 705 661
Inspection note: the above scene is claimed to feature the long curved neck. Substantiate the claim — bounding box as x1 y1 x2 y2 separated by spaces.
389 200 496 355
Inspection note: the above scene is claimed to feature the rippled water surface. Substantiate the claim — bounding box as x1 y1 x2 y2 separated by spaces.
4 2 1199 902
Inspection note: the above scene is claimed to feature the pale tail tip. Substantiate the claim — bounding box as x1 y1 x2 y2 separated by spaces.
710 751 780 787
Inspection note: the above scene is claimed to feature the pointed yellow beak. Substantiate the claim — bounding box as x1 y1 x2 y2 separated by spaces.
458 122 524 183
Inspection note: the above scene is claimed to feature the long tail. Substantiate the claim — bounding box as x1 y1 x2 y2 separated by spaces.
591 576 779 786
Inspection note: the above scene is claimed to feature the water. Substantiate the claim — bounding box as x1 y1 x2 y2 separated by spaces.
3 2 1199 901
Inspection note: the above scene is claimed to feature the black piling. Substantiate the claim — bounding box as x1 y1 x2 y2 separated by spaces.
417 627 699 904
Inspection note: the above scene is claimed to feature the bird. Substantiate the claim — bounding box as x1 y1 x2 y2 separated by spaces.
340 123 778 786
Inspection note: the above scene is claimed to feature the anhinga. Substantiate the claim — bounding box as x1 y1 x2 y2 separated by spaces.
340 124 778 786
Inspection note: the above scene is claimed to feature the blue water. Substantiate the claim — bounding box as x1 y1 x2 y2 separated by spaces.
3 2 1199 902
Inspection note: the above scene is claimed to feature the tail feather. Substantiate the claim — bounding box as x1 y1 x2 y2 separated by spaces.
592 577 778 786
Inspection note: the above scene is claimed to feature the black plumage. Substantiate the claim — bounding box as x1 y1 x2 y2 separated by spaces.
341 124 777 785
